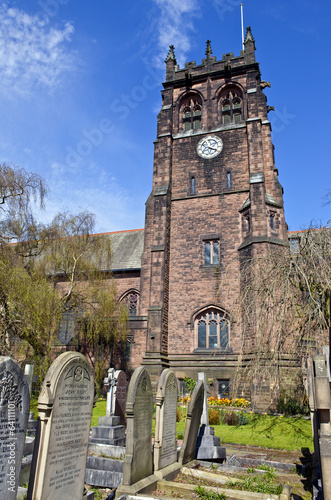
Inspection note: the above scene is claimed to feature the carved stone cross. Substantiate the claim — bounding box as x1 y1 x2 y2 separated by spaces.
104 367 117 416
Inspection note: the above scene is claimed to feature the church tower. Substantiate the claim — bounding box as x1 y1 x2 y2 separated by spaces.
134 28 288 402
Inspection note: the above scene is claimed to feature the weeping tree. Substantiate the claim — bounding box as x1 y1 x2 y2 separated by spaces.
234 223 331 401
0 163 128 383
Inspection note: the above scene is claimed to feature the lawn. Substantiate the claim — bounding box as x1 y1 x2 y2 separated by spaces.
32 398 313 452
175 413 313 451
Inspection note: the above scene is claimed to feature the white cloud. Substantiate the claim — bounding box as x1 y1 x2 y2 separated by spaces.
151 0 201 68
0 4 76 97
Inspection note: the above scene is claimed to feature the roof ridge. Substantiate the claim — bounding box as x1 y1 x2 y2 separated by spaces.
92 228 144 237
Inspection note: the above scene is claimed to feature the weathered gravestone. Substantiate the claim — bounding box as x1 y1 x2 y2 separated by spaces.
154 369 178 471
113 370 127 425
0 357 30 500
178 379 204 465
307 354 331 500
27 352 94 500
117 366 153 493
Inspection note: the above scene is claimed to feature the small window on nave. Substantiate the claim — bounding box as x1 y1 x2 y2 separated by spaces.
204 240 220 265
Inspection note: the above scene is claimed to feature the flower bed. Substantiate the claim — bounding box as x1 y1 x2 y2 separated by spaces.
177 396 250 409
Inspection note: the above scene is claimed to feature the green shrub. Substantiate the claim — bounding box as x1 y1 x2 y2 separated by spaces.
184 376 196 395
223 411 237 426
236 412 248 426
208 408 220 425
277 391 309 415
222 411 248 426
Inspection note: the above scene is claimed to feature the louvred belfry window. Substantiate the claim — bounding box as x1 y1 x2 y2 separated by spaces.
180 93 202 131
220 88 242 124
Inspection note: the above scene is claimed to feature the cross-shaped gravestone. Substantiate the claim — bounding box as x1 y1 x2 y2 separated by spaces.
104 368 117 417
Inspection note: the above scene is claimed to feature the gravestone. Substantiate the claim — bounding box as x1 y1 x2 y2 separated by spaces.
121 366 153 486
0 357 30 500
307 354 331 500
24 364 37 435
113 370 127 425
89 367 126 448
154 369 178 471
27 352 94 500
196 372 226 461
104 367 117 417
198 372 209 426
178 380 204 465
24 364 34 395
87 371 126 487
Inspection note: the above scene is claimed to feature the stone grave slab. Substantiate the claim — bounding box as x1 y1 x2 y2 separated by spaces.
154 369 178 471
178 380 204 465
0 357 30 500
119 366 153 488
27 352 94 500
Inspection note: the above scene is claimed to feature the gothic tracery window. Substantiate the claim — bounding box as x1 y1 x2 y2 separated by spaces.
195 308 229 350
220 88 242 125
121 290 140 316
180 94 202 131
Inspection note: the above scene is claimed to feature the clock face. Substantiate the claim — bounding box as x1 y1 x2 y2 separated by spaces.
197 135 223 159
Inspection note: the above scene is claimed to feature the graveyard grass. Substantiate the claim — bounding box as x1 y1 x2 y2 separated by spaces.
91 400 313 452
176 414 313 451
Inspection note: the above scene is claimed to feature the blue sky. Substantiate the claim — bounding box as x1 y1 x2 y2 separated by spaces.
0 0 330 232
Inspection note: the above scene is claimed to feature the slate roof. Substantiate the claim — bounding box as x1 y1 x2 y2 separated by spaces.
98 229 144 272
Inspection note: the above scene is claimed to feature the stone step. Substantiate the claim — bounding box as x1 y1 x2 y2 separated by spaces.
90 425 125 440
85 455 124 488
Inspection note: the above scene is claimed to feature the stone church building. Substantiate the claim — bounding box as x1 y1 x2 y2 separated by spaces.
61 28 297 407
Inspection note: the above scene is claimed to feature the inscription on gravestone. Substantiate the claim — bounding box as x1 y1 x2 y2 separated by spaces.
0 357 29 500
154 369 178 470
27 352 94 500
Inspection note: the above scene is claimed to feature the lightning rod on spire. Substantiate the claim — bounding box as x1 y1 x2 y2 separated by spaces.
241 3 244 50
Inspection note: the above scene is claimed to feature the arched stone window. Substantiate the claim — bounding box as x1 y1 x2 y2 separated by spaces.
219 87 243 125
120 289 140 316
179 93 203 131
194 307 229 350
